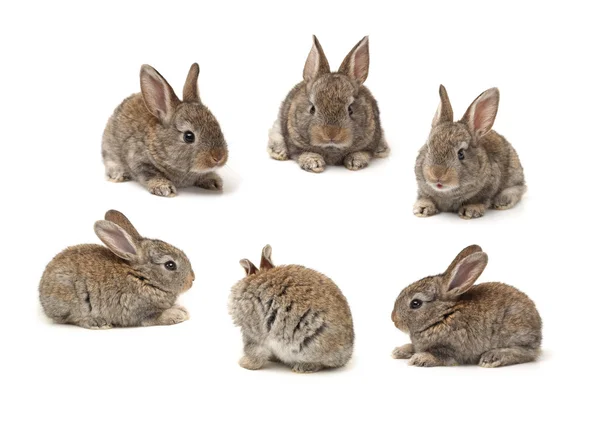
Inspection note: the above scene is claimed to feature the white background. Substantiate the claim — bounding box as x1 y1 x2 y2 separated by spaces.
1 1 598 429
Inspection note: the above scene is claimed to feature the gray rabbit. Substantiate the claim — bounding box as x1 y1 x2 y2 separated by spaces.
39 210 194 328
228 245 354 372
391 245 542 367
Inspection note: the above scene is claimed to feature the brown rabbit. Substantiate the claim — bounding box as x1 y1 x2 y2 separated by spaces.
391 245 542 367
228 245 354 373
268 36 389 173
414 85 525 219
39 210 194 328
102 63 228 197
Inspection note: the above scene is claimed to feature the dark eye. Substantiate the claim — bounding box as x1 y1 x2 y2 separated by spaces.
458 149 465 160
309 105 316 115
348 104 354 116
164 261 177 271
410 299 423 309
183 131 195 144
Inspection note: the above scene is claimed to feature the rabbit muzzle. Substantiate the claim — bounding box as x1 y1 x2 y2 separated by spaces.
424 165 459 192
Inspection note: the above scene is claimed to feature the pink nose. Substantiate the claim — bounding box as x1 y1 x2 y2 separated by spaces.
210 151 227 165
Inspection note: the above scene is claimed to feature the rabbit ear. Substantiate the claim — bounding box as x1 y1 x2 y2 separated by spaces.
140 64 180 123
182 63 201 103
104 210 141 240
94 221 139 261
444 245 483 275
260 244 274 271
461 88 500 139
339 36 369 85
240 259 258 276
443 252 488 297
432 84 454 127
303 35 331 82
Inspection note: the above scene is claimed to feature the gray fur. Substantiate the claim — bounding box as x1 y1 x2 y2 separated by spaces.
102 63 228 196
391 245 542 367
229 245 354 373
414 85 525 219
39 210 194 328
268 36 389 173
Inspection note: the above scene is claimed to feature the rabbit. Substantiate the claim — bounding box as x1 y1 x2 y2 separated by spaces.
414 85 526 219
102 63 228 197
228 245 354 373
267 35 389 173
39 210 194 329
391 245 542 367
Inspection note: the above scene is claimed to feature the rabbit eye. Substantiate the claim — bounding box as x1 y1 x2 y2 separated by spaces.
164 261 177 271
309 105 316 115
458 149 465 160
410 299 423 309
348 104 354 116
183 131 195 144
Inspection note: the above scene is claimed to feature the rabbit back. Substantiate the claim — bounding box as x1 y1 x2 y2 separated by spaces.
229 265 354 368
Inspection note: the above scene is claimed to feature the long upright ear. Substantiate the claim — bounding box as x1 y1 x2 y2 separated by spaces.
444 244 483 275
182 63 201 103
303 35 331 82
432 84 454 127
339 36 369 85
104 210 141 240
94 221 140 261
260 244 274 271
240 259 258 276
460 88 500 139
140 64 180 123
443 252 488 297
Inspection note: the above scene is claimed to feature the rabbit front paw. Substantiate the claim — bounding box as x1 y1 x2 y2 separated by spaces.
392 344 415 359
239 355 267 370
458 203 486 219
292 363 323 373
298 152 326 173
408 352 444 367
196 172 223 191
344 152 370 171
413 198 439 217
157 306 189 326
147 178 177 197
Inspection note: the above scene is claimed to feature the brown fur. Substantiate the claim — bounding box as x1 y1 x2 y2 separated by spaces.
39 211 194 328
268 36 389 172
414 85 525 218
229 245 354 373
102 63 228 196
391 245 542 367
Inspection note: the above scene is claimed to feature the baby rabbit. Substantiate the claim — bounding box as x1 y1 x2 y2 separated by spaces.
391 245 542 367
228 245 354 373
102 63 228 197
39 210 194 328
268 36 389 173
414 85 525 219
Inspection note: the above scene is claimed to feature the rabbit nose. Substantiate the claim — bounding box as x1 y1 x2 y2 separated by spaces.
430 165 448 181
210 150 227 165
191 270 195 281
324 126 342 141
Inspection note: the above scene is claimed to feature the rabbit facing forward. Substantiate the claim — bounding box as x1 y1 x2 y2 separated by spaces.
39 210 194 329
414 86 525 219
268 36 389 173
228 245 354 373
391 245 542 367
102 63 228 197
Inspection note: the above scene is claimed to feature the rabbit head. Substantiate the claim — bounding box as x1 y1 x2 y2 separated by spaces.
421 86 500 192
239 244 274 276
96 210 195 294
295 36 371 148
140 63 228 174
391 245 488 335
